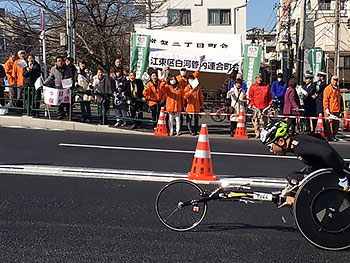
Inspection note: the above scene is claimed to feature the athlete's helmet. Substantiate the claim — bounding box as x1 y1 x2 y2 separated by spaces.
260 120 290 146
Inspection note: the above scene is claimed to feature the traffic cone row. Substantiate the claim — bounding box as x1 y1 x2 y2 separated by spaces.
234 111 248 139
315 113 325 137
188 124 216 181
154 107 168 136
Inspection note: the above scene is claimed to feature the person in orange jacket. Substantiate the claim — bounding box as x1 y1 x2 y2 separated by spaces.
163 75 184 136
4 52 17 106
12 50 26 108
176 68 200 91
142 71 165 128
184 75 204 135
323 75 342 142
249 73 272 138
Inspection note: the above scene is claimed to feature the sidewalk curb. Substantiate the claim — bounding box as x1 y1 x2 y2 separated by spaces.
0 115 148 135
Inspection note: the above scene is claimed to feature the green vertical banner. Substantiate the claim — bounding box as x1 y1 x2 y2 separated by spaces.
308 48 325 79
243 44 262 90
130 34 151 79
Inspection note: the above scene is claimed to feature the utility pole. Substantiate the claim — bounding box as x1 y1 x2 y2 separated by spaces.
287 4 293 79
297 0 307 85
66 0 75 60
147 0 152 29
40 8 47 79
334 0 340 76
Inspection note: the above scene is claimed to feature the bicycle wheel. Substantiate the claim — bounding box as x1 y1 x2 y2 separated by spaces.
155 180 208 231
210 107 226 122
293 170 350 250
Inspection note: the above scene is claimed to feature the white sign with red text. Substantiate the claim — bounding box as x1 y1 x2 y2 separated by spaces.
43 86 71 106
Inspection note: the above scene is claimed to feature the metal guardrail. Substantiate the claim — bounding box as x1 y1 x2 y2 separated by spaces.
0 85 158 126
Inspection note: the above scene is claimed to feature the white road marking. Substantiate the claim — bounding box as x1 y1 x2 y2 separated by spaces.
0 164 287 188
59 143 298 160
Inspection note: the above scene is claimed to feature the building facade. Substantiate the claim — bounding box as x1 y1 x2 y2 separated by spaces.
276 0 350 88
135 0 247 39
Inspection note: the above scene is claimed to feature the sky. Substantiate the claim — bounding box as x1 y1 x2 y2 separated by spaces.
246 0 279 31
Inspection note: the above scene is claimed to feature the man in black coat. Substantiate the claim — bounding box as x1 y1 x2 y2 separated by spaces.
302 73 317 132
315 71 327 115
122 72 144 129
0 64 6 106
23 54 42 117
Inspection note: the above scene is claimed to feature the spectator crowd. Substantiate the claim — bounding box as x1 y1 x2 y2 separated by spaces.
0 50 345 141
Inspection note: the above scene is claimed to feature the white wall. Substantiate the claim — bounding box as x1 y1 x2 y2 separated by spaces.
135 0 246 40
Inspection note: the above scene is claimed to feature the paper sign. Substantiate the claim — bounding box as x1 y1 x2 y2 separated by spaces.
16 59 27 69
43 86 71 106
61 78 73 89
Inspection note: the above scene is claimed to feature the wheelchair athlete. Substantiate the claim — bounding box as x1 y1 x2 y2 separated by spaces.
260 120 349 192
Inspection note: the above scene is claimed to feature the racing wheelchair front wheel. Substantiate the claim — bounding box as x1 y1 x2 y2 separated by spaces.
155 180 208 232
293 169 350 250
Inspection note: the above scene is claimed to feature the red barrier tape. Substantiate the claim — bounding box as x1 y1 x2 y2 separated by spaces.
164 111 348 122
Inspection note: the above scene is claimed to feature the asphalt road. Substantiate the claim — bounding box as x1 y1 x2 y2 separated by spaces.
2 126 350 177
0 127 349 262
0 174 349 263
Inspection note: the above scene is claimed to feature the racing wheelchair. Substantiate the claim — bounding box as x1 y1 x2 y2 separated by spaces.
155 168 350 251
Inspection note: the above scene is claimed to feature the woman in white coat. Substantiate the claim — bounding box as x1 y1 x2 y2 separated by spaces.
226 74 247 137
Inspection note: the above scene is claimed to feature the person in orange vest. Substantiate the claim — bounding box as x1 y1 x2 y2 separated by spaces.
142 71 165 129
176 68 200 91
12 50 26 108
323 75 342 142
162 75 184 136
184 75 204 136
4 52 17 106
249 73 272 138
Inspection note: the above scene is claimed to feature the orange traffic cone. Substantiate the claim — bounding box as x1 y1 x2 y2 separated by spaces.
315 113 325 137
344 110 350 131
188 124 216 181
234 111 248 139
154 107 168 136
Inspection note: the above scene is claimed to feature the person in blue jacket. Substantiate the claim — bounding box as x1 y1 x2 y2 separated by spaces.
270 72 287 114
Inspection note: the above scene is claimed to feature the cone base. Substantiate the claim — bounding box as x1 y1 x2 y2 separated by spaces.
154 126 168 136
188 172 216 181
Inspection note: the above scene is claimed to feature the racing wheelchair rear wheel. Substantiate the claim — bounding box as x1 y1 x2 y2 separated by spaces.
155 180 208 232
293 169 350 250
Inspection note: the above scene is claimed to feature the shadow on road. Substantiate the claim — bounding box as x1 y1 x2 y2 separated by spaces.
198 223 298 233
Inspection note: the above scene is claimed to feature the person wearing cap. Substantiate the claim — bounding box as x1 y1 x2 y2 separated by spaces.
249 73 272 138
323 76 342 142
315 71 327 115
302 73 317 132
12 50 26 108
270 72 287 114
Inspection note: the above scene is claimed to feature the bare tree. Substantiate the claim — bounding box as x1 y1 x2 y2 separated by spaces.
0 0 152 72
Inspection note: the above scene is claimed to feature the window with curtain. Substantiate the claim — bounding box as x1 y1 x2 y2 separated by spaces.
168 9 191 26
208 9 231 25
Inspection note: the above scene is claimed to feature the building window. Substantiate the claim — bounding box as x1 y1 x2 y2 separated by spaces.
168 9 191 26
208 9 231 25
318 0 331 10
344 57 350 69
